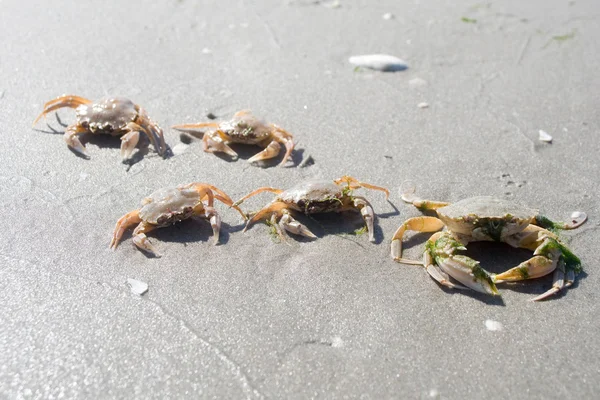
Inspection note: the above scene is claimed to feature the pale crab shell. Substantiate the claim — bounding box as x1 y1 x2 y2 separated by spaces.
76 97 138 134
276 180 345 214
436 196 537 236
138 187 200 226
219 113 273 144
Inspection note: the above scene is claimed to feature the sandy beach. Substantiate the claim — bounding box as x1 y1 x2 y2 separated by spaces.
1 0 599 398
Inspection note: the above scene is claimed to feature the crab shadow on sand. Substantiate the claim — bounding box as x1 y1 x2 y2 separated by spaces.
289 211 387 245
116 219 244 259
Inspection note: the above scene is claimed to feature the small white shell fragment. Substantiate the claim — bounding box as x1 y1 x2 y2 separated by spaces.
201 48 212 54
127 278 149 296
383 12 394 20
323 0 341 8
569 211 587 228
331 336 345 348
79 172 89 181
417 102 429 109
538 130 553 143
349 54 408 72
485 319 503 331
409 77 428 88
172 143 189 156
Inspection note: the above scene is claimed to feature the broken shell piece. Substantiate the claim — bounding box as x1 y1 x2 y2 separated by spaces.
417 102 429 109
323 0 341 8
127 278 149 295
538 130 553 143
348 54 408 72
569 211 587 228
172 143 189 156
383 13 394 20
409 77 428 88
485 319 503 331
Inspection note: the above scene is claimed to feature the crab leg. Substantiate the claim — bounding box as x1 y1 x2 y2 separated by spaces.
269 213 287 239
334 176 390 199
172 121 236 156
182 183 246 220
399 184 449 210
341 196 377 242
32 95 92 126
390 216 445 262
233 187 284 207
110 210 142 249
243 201 289 232
64 124 90 157
406 198 450 211
535 212 588 230
136 108 166 156
172 122 220 131
530 267 575 302
248 140 282 164
273 126 295 167
131 221 159 256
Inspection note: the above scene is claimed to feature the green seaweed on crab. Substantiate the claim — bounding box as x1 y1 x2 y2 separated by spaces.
476 218 509 242
536 236 582 274
427 233 498 295
264 218 283 243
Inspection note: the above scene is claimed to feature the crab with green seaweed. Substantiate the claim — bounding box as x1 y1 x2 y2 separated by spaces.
234 176 389 242
391 186 587 301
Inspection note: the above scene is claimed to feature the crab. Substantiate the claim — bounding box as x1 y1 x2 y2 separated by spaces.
110 183 246 256
391 188 587 301
234 176 389 241
172 110 295 167
33 95 166 160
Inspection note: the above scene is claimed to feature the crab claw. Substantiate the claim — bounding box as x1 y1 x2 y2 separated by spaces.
132 233 161 257
64 126 89 157
496 235 581 301
120 129 140 160
279 212 317 239
437 255 499 295
425 232 499 295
